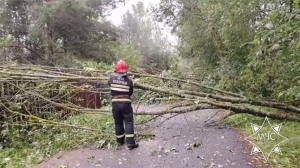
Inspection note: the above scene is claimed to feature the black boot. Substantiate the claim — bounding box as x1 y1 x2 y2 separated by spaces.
127 143 139 150
117 136 125 146
126 135 138 150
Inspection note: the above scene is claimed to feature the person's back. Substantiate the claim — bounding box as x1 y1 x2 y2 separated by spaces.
107 60 139 150
108 73 133 99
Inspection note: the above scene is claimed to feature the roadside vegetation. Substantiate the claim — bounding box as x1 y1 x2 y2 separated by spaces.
0 0 299 167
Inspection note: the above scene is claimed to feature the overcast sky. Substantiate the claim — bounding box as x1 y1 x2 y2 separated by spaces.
106 0 178 45
107 0 160 26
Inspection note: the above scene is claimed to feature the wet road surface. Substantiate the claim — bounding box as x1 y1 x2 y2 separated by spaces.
36 104 271 168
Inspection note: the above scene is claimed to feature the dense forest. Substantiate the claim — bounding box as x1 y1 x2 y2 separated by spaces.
152 0 300 105
2 0 300 104
3 0 299 104
0 0 300 167
0 0 174 71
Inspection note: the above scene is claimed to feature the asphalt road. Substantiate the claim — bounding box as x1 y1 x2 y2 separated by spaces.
36 104 271 168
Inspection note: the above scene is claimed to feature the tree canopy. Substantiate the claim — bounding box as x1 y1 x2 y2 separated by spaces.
0 0 174 70
152 0 300 105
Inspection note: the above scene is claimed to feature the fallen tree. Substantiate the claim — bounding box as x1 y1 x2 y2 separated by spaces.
180 90 300 114
2 63 300 158
134 83 300 122
0 63 299 131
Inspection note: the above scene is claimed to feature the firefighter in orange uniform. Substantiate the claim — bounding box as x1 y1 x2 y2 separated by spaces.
107 60 139 150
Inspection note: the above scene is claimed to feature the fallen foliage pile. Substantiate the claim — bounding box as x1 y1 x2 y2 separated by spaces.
0 63 300 138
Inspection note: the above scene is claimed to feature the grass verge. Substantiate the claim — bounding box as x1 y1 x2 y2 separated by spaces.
1 111 116 168
225 113 300 168
1 108 153 168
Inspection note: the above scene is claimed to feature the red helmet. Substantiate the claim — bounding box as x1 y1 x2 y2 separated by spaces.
115 60 128 73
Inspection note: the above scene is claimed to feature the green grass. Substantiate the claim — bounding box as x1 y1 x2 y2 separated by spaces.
0 107 154 168
226 113 300 168
0 113 116 168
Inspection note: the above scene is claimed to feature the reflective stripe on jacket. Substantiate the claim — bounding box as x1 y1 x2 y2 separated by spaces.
108 73 133 102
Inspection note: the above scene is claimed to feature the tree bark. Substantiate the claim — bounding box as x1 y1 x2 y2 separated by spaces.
182 90 300 114
129 72 244 98
134 83 300 122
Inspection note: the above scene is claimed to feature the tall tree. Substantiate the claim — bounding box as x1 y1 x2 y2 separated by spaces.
119 1 174 71
0 0 122 66
153 0 300 104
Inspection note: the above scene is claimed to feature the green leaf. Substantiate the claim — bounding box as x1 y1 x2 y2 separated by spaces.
282 47 290 57
1 129 9 136
295 2 300 10
295 40 300 49
278 92 284 98
269 12 278 21
253 38 259 45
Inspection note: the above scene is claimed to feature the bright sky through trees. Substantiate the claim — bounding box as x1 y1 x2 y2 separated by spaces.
107 0 178 45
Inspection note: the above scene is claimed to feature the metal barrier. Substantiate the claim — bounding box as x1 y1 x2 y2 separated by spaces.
71 91 102 109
